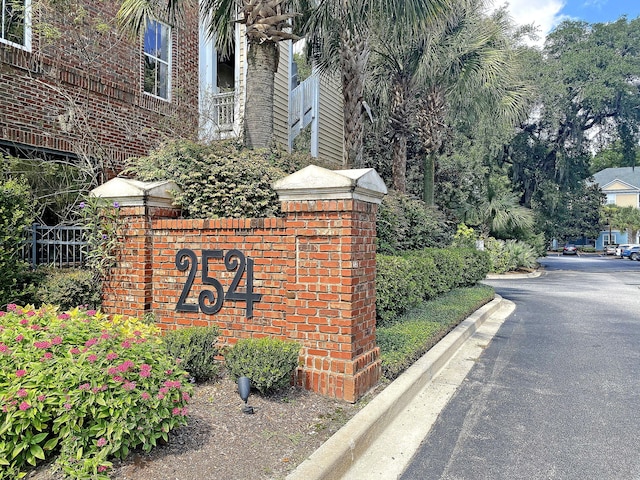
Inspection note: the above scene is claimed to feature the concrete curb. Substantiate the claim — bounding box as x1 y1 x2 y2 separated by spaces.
485 270 542 280
286 295 505 480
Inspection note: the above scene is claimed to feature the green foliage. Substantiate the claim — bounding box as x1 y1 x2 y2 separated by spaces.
293 53 312 82
0 306 191 479
484 237 512 273
79 197 123 280
590 140 640 174
451 224 477 249
507 17 640 238
375 255 424 327
377 191 454 255
35 268 102 310
484 237 538 273
533 181 603 243
224 337 300 394
126 139 316 219
163 326 221 382
608 205 640 241
377 285 495 380
376 248 490 327
1 155 91 225
0 178 35 307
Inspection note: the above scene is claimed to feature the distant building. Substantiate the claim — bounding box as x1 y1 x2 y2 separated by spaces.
592 167 640 249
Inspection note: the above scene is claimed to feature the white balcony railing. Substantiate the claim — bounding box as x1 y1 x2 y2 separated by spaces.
200 90 236 141
289 74 319 151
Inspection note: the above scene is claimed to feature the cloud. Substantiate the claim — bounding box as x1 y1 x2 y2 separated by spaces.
491 0 566 46
583 0 607 7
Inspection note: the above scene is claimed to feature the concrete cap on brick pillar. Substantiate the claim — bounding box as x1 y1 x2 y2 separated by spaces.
273 165 388 203
90 178 180 208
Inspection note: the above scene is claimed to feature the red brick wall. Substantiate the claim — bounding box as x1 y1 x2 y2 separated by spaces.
103 199 382 402
0 2 199 172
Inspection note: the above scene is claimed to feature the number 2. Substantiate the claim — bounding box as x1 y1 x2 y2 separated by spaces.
175 248 262 318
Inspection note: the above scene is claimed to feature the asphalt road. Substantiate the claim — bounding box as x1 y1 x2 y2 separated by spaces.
401 254 640 480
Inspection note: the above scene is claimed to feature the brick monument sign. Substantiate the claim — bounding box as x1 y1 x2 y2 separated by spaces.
93 165 387 402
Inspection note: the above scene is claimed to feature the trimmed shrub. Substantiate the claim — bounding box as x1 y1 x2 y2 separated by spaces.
0 305 191 479
377 191 454 255
375 255 421 327
163 326 221 382
376 248 490 326
35 268 102 309
224 337 300 394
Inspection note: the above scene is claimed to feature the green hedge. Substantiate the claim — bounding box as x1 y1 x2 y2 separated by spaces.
376 247 490 327
377 285 495 380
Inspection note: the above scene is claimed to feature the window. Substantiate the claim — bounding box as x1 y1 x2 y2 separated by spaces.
603 233 617 245
143 20 171 100
1 0 30 49
606 193 616 205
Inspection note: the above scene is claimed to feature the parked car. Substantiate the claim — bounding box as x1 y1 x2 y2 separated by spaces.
622 245 640 260
603 244 618 255
616 244 633 257
562 244 578 255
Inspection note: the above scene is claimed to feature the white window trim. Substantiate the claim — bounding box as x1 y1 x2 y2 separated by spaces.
0 0 31 51
143 19 172 101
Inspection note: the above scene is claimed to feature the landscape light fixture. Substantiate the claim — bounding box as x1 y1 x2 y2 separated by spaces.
237 376 254 414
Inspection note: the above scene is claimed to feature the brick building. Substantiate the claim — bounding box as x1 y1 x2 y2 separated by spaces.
0 0 200 175
0 1 344 180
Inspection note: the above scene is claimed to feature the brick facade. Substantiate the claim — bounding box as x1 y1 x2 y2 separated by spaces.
0 2 199 173
96 166 387 402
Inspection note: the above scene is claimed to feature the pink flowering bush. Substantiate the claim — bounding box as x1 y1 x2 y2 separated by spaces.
0 305 192 479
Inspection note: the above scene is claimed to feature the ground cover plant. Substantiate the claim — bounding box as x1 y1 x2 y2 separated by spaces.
377 284 495 380
0 305 192 480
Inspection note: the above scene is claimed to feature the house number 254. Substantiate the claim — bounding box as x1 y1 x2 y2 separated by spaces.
175 248 262 318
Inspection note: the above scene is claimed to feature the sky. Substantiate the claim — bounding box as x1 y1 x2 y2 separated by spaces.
493 0 640 46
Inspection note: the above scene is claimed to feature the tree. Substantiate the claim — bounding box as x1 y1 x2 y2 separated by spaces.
507 17 640 207
118 0 303 149
611 205 640 243
462 174 534 239
366 1 532 197
532 180 603 242
307 0 452 168
590 140 640 174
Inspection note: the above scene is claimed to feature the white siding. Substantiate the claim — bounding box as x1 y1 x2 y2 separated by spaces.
317 72 344 166
273 41 290 149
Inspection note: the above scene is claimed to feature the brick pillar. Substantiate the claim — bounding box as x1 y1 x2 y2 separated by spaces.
274 165 388 402
90 178 181 318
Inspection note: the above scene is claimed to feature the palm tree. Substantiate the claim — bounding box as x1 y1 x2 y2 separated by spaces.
369 1 532 198
465 176 535 238
117 0 305 149
424 5 534 205
306 0 452 168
